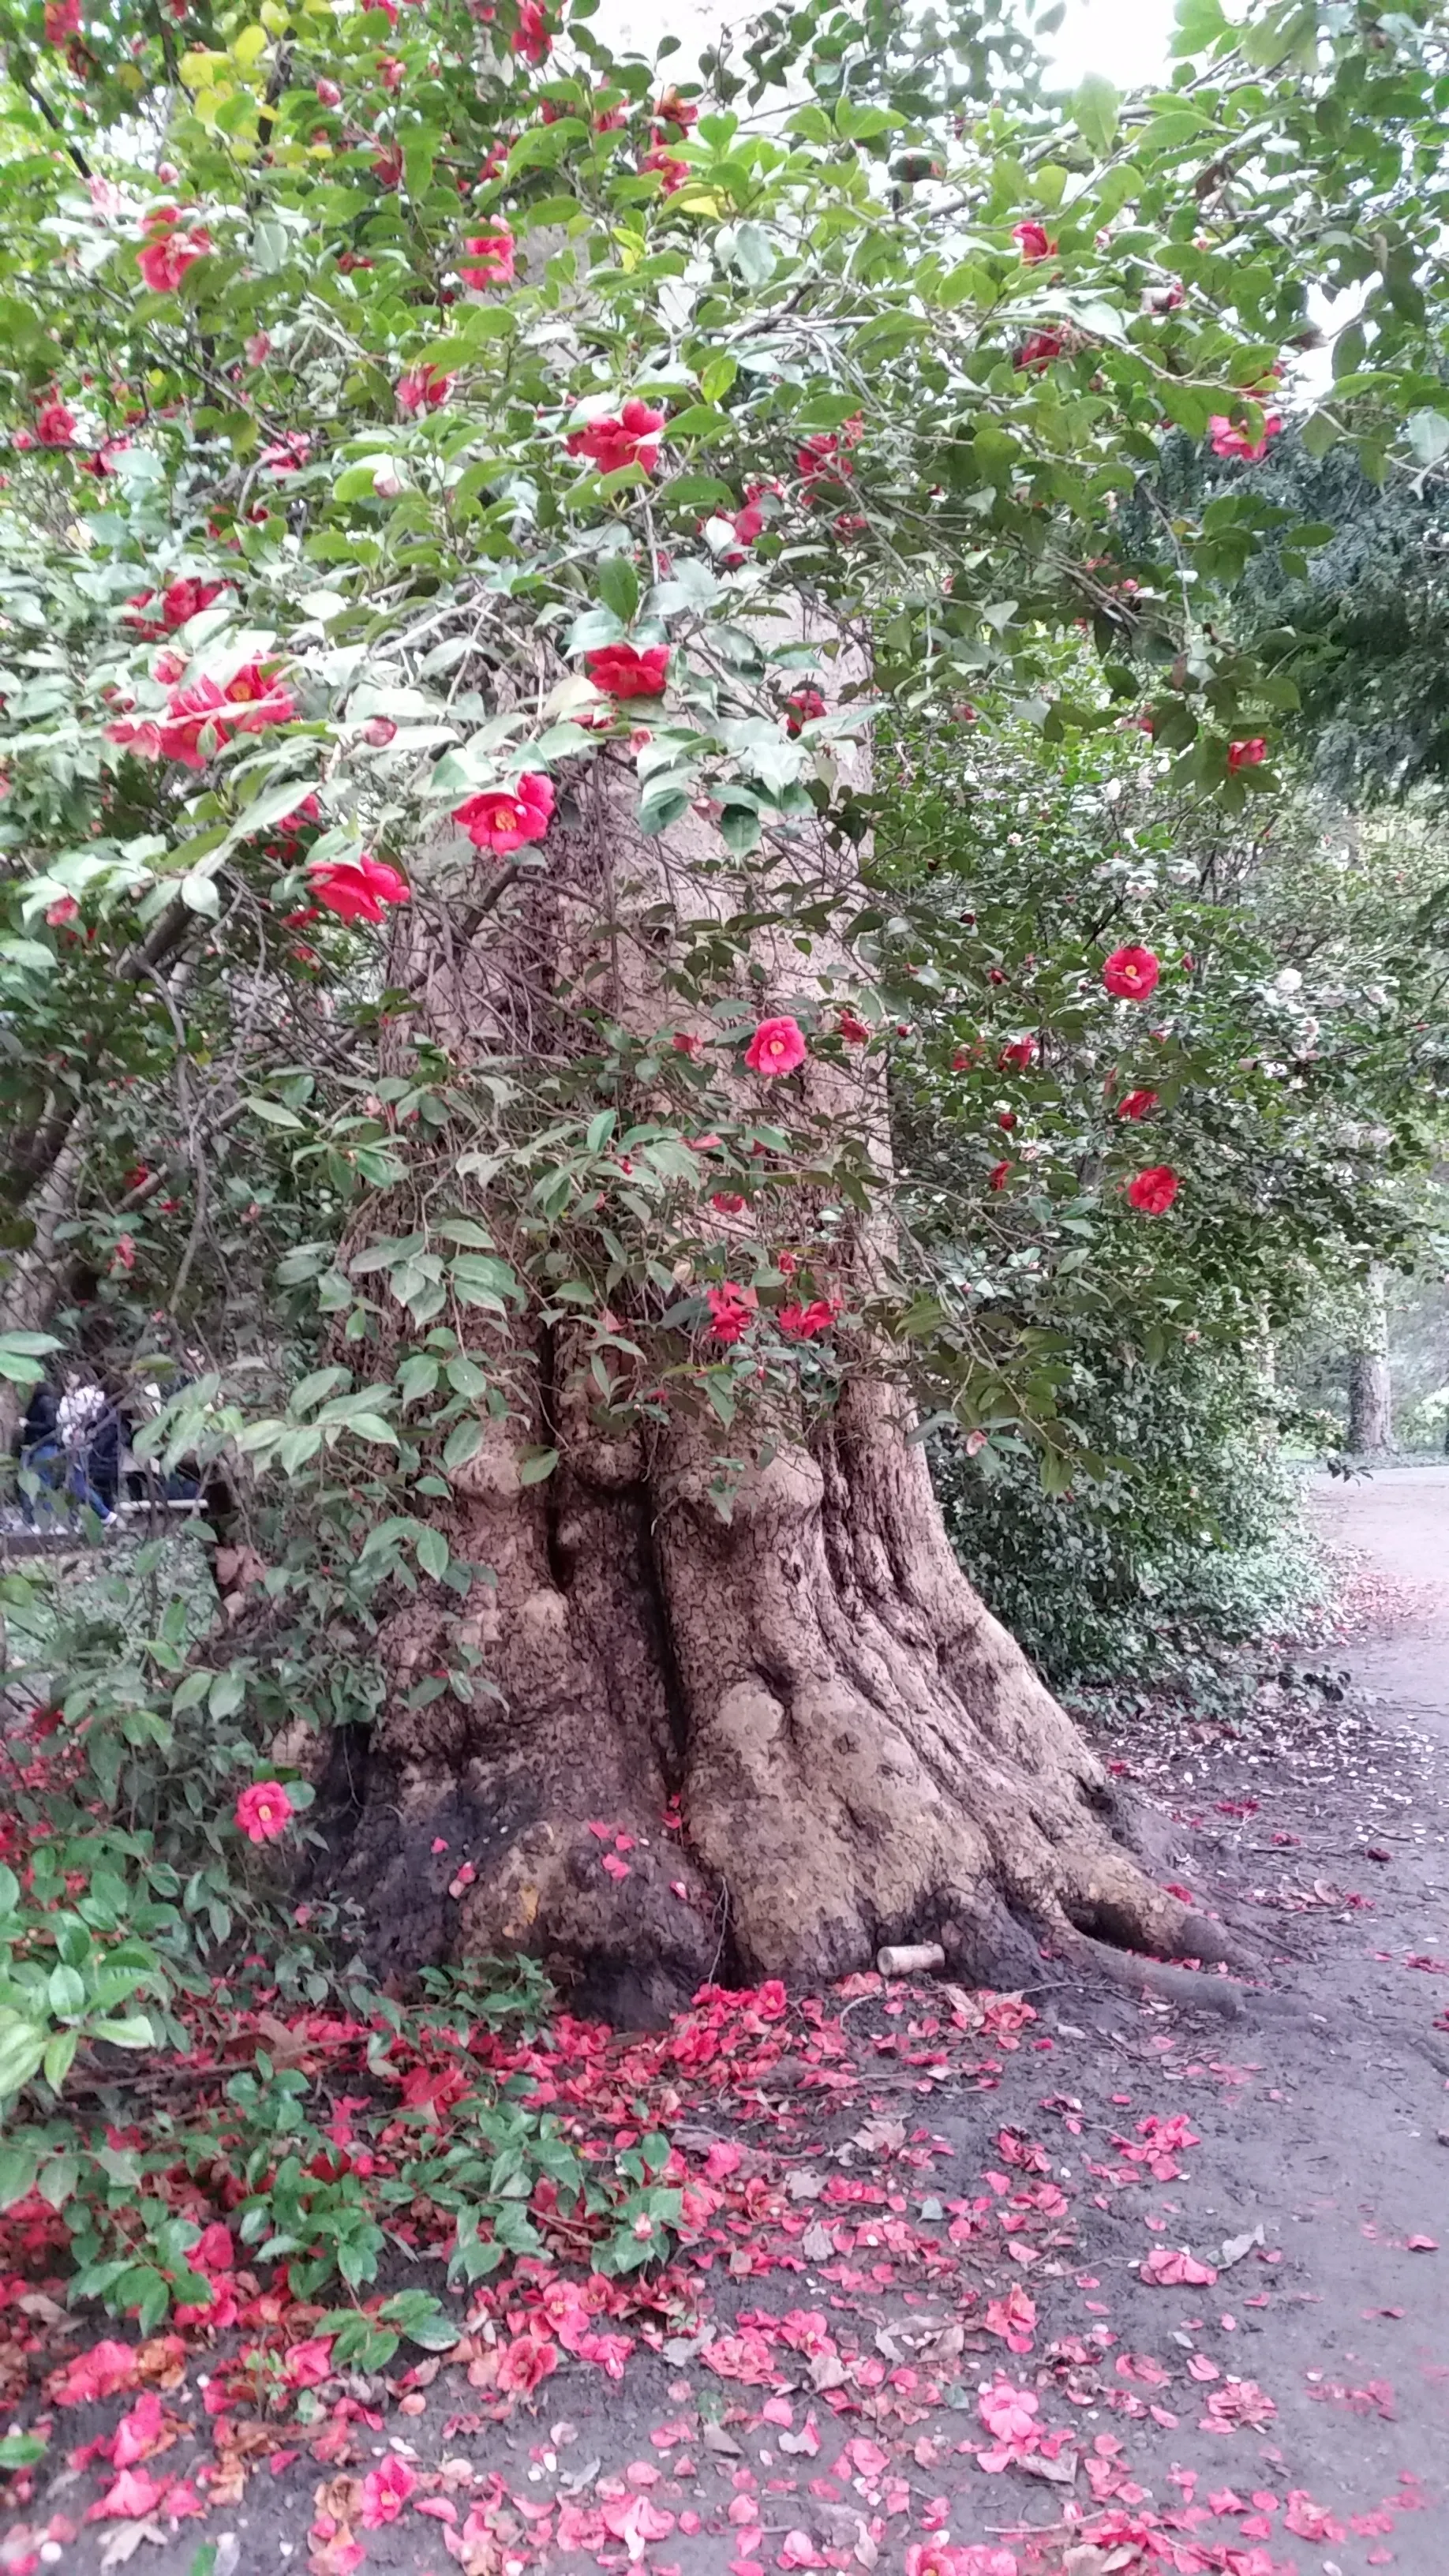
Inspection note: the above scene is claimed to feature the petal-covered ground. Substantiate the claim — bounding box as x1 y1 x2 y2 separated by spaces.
3 1473 1448 2576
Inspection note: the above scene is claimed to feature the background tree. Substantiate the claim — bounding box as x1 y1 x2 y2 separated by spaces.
2 0 1449 2019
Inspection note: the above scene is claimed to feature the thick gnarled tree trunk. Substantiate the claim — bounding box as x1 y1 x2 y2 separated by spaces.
328 683 1205 2021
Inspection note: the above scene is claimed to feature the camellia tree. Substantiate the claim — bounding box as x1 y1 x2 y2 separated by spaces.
2 0 1449 2020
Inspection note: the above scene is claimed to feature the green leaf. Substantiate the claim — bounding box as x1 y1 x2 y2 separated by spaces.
517 1447 559 1486
416 1526 449 1579
0 2144 41 2209
90 2015 156 2050
0 2432 47 2471
1071 73 1119 158
596 556 638 627
1406 409 1449 467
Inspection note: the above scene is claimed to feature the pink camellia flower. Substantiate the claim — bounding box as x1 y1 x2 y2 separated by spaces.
235 1780 294 1843
1227 735 1267 769
511 0 551 59
36 399 76 448
245 330 271 365
1102 942 1160 1000
396 363 454 413
586 642 669 700
1126 1164 1180 1215
638 146 690 193
361 714 398 747
908 2548 1020 2576
316 76 343 104
44 0 82 40
594 99 628 132
309 854 410 923
784 686 826 735
360 2458 415 2529
260 432 312 476
779 1298 837 1340
50 2338 140 2407
47 895 80 927
137 224 212 294
1116 1086 1159 1120
158 665 295 767
1014 329 1063 371
460 227 515 288
566 397 665 476
744 1015 807 1077
372 143 405 189
452 770 555 854
377 52 403 89
1208 409 1282 462
283 2336 335 2387
977 2379 1039 2468
1011 218 1054 260
706 1283 756 1343
837 1009 871 1044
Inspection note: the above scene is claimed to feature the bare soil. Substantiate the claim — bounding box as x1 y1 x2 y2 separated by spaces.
8 1465 1449 2576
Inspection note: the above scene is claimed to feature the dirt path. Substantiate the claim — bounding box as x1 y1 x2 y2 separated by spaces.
8 1477 1449 2576
1311 1462 1449 1728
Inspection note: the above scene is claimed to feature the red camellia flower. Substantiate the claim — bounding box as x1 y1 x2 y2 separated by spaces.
372 143 405 188
460 228 515 288
1226 736 1267 770
1116 1087 1159 1121
710 1192 745 1215
586 642 669 700
998 1035 1038 1071
36 400 76 449
988 1159 1012 1190
158 665 296 768
706 1283 755 1342
779 1297 837 1340
396 365 454 414
566 398 665 477
43 0 82 41
453 771 555 855
652 84 698 132
308 854 410 923
511 0 551 60
1014 330 1063 372
162 576 227 627
744 1016 807 1077
1102 943 1160 1000
137 223 212 294
784 686 826 735
1012 218 1054 260
1208 410 1282 463
235 1780 294 1843
638 146 690 193
1126 1164 1180 1215
837 1009 871 1045
795 420 862 489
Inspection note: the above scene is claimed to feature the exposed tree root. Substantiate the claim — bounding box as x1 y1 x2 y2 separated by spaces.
1068 1932 1449 2080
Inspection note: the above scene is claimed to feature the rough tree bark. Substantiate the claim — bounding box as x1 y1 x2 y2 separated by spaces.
1346 1267 1393 1455
328 676 1219 2024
